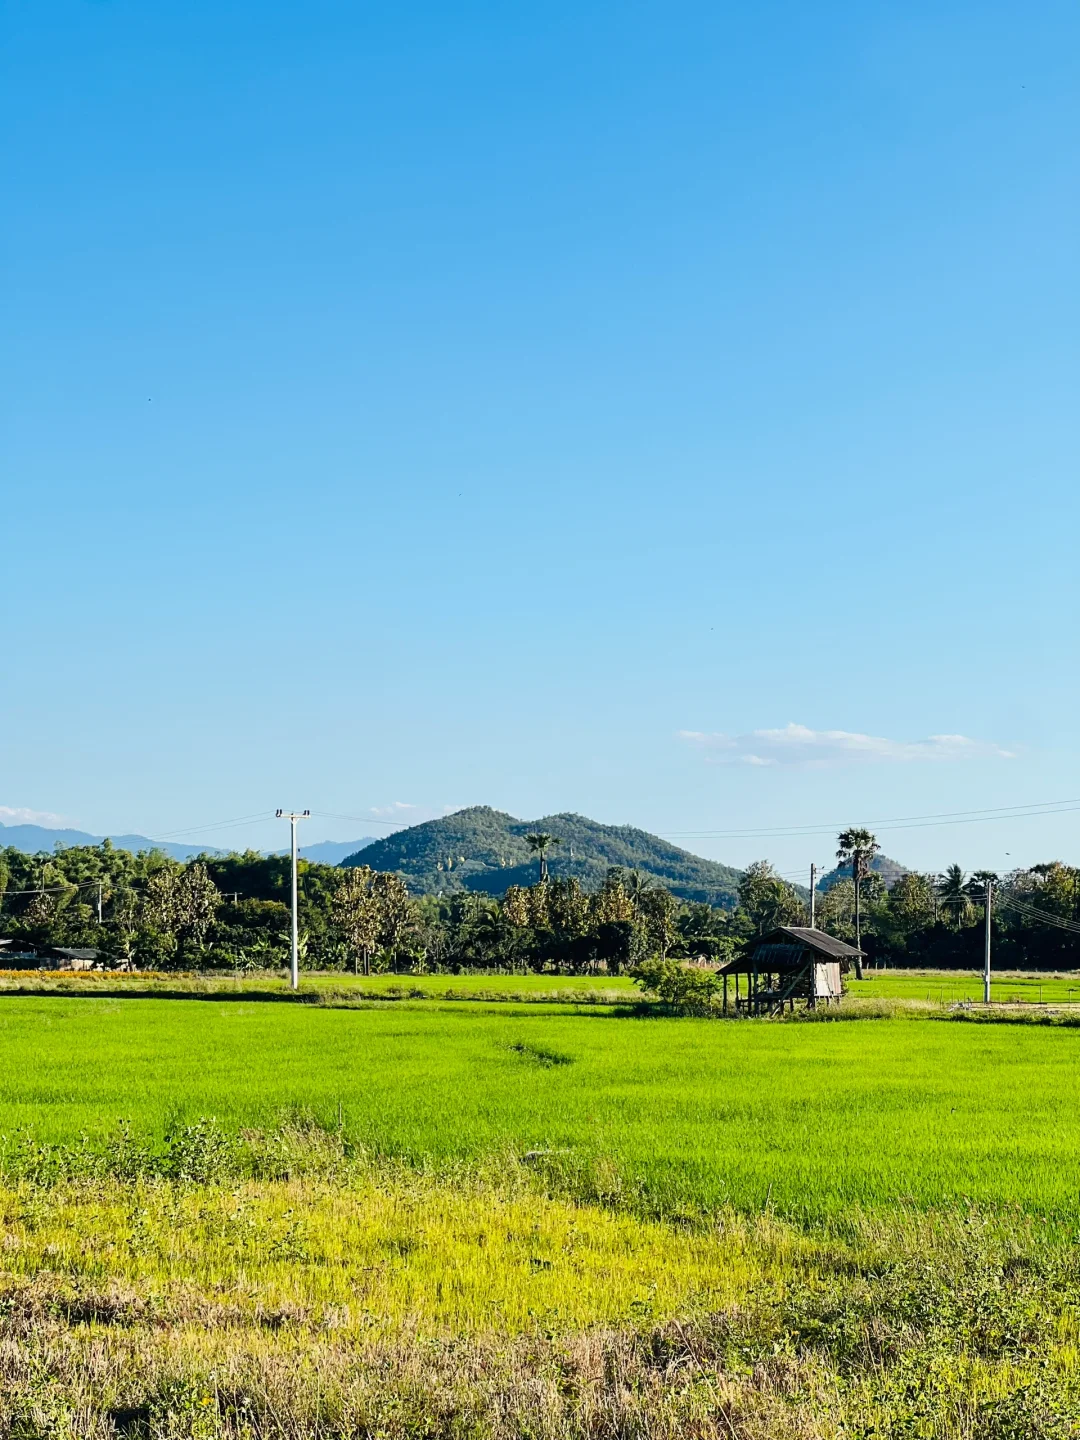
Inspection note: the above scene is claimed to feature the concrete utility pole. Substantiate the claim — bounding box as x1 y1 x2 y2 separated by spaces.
97 880 103 925
276 809 310 990
983 879 993 1005
810 863 817 928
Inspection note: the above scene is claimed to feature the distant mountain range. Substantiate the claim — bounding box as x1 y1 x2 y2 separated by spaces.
342 806 743 906
0 822 376 867
0 822 224 863
2 815 911 905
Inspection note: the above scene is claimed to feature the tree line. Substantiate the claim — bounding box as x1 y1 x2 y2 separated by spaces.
0 842 731 973
813 829 1080 972
0 832 1077 973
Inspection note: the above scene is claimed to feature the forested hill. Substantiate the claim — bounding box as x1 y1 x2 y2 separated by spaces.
342 806 742 906
819 854 910 891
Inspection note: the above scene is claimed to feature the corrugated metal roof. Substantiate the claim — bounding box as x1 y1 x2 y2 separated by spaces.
719 925 863 973
766 927 863 958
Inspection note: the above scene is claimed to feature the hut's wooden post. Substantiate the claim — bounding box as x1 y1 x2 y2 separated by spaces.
723 973 728 1015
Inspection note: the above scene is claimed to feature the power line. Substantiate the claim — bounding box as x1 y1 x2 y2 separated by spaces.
997 894 1080 935
661 797 1080 841
153 811 275 839
0 885 83 897
308 810 424 828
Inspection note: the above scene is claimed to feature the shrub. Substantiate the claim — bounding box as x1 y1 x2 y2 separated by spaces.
630 958 721 1014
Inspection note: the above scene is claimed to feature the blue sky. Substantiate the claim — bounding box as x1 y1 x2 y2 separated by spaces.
3 0 1079 877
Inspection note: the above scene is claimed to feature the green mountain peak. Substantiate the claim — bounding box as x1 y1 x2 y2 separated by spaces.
343 806 742 907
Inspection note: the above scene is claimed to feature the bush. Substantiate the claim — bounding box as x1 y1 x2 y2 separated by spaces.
630 958 721 1014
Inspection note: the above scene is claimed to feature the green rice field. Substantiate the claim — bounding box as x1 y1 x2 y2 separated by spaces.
3 974 1080 1437
849 968 1080 1004
1 981 1079 1217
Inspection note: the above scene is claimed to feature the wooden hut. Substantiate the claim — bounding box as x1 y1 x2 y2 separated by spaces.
719 927 862 1016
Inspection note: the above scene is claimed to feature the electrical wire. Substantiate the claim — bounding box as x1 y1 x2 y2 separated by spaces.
308 810 421 828
16 794 1077 853
661 798 1080 841
997 894 1080 935
153 812 275 839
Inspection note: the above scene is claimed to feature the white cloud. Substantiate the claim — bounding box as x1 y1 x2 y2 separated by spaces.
369 801 418 817
678 723 1015 768
0 806 67 826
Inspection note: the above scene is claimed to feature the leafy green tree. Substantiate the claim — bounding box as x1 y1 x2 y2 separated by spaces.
591 869 635 926
142 861 220 967
675 902 734 961
1024 863 1080 918
570 920 635 974
736 862 805 938
177 863 220 957
546 877 590 940
107 882 143 970
635 885 679 959
501 885 531 929
372 871 415 968
331 865 382 975
817 878 856 942
888 872 938 929
445 893 501 969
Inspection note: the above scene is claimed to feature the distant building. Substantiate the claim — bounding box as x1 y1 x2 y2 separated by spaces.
0 938 39 966
719 926 862 1016
0 940 105 971
43 946 103 971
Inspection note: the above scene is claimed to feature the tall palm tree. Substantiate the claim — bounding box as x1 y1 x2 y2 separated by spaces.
525 833 561 882
835 827 880 975
938 864 971 929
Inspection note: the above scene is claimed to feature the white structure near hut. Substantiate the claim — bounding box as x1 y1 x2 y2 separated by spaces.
719 926 862 1016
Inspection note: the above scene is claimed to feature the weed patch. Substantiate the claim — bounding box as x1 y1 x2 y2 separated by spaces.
506 1041 575 1067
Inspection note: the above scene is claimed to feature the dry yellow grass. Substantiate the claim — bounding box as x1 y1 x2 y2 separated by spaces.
0 1174 777 1337
2 1175 1080 1437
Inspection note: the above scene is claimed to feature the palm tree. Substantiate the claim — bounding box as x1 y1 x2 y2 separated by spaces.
525 833 561 882
623 869 658 908
835 827 880 975
938 864 971 929
467 898 505 962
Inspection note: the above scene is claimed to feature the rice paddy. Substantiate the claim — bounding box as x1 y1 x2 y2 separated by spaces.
3 972 1080 1436
2 983 1080 1216
847 967 1080 1005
